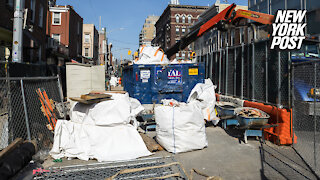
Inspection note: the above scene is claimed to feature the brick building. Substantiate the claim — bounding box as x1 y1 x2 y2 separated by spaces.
82 24 99 64
153 3 208 60
0 0 48 63
47 5 83 64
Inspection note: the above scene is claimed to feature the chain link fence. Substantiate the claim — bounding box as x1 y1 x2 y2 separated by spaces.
292 60 320 176
206 40 290 108
0 62 65 151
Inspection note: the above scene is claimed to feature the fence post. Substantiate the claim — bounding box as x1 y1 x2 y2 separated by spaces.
265 42 268 103
313 62 317 169
20 79 31 141
57 75 66 120
234 48 237 96
226 47 229 95
241 43 244 99
252 41 255 100
219 49 222 94
278 51 281 108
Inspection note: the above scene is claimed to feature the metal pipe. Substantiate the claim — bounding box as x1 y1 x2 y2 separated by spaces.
241 43 244 99
252 41 255 100
0 76 59 81
313 62 317 169
219 49 222 94
57 75 66 120
234 48 237 96
265 42 269 102
226 46 229 95
278 51 281 107
20 79 31 141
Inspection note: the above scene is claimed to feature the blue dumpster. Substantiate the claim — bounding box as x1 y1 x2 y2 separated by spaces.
122 63 205 104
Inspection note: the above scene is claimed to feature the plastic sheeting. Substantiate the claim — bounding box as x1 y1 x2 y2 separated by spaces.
188 79 219 125
50 93 152 162
155 100 208 153
50 121 152 162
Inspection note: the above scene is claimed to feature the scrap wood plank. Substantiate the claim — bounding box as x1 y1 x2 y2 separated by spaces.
80 93 112 100
0 138 23 160
69 97 112 104
139 133 163 152
90 90 127 94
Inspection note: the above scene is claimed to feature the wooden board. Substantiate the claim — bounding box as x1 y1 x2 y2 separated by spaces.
69 97 112 104
139 133 163 152
90 90 127 94
80 93 112 100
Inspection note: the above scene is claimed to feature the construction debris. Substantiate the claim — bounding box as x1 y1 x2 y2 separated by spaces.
69 93 112 104
139 133 163 152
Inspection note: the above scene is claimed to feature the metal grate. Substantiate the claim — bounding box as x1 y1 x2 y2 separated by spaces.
33 157 188 180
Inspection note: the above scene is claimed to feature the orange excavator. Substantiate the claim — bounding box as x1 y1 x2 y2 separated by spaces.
165 3 274 58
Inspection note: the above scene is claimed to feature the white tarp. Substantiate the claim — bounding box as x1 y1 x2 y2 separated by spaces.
155 100 208 153
187 79 219 125
135 46 170 64
50 93 151 162
50 121 152 162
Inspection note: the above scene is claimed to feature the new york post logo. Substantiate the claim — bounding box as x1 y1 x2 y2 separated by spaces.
271 10 307 50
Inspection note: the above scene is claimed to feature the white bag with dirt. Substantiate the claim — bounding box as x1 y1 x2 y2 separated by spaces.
135 46 169 64
155 100 207 153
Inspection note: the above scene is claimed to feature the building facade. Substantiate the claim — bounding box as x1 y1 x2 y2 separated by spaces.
82 24 99 64
249 0 320 37
153 4 208 60
0 0 48 63
139 15 159 47
98 28 107 65
47 5 83 64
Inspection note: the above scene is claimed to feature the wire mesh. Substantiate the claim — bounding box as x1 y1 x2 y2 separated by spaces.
227 48 235 96
292 61 320 176
0 77 62 151
254 41 267 102
33 157 188 180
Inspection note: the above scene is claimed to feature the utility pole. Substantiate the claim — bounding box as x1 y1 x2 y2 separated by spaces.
12 0 25 63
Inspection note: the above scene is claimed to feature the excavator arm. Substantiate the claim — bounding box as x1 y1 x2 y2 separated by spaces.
165 3 274 58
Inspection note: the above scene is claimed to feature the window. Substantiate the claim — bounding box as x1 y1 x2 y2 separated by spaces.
175 15 179 23
53 12 61 25
182 52 185 59
188 15 192 23
85 48 89 57
52 34 60 43
182 15 185 23
30 0 36 22
176 53 179 57
182 28 185 34
84 34 90 43
38 4 43 27
175 27 179 34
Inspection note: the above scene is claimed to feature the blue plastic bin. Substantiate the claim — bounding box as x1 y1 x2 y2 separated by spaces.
122 63 205 104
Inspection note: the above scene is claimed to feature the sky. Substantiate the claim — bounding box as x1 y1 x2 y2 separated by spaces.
57 0 248 60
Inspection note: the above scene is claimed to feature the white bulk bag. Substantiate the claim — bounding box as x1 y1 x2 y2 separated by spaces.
70 93 144 126
50 120 152 162
155 101 207 153
187 79 218 124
